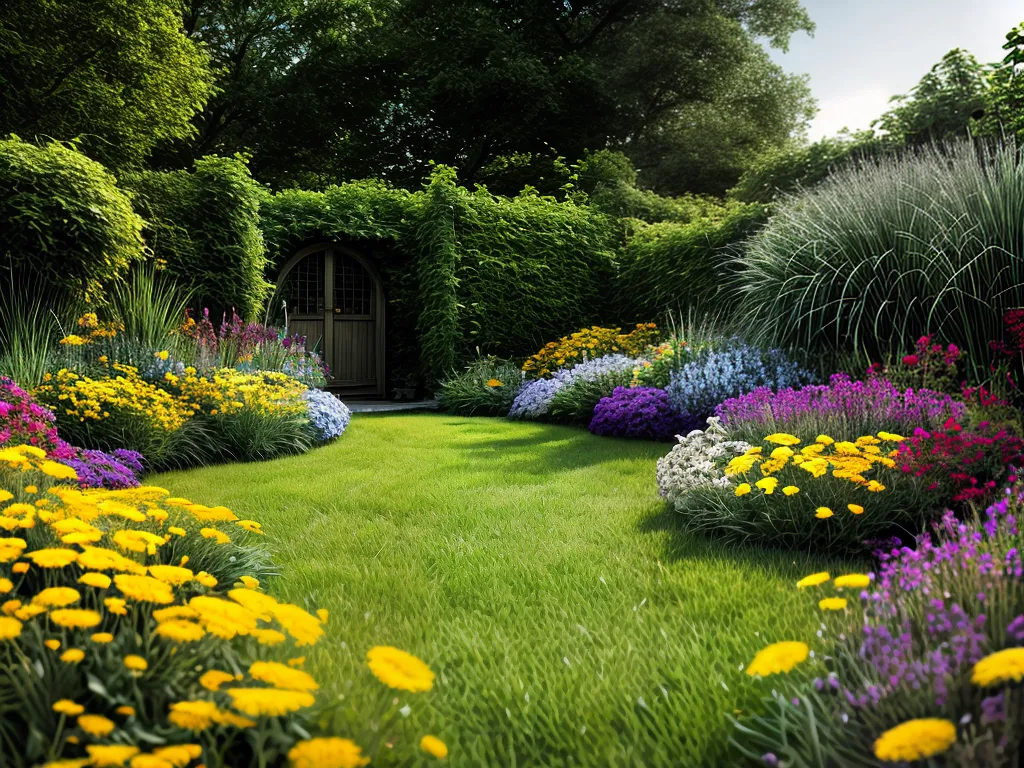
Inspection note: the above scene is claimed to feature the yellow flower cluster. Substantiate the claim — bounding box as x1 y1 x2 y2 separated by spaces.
0 447 444 767
166 368 307 418
522 323 659 378
36 365 189 431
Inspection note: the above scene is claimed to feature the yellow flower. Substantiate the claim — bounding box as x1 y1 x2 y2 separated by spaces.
317 608 328 624
971 648 1024 686
834 573 871 589
61 648 86 664
26 548 78 567
124 654 148 673
366 646 435 692
168 700 220 732
114 574 174 604
39 461 77 480
224 687 315 717
33 586 80 607
85 745 140 767
79 546 141 573
796 572 830 589
24 486 36 494
815 507 833 519
155 620 206 643
195 571 218 588
815 435 834 445
236 520 263 535
847 503 864 515
734 483 751 497
254 628 287 646
50 609 102 629
79 572 112 589
148 565 193 586
0 616 22 641
115 706 135 717
78 714 116 737
486 379 503 388
113 530 166 554
745 641 809 677
44 638 60 650
782 485 800 496
105 597 128 616
53 699 85 716
200 669 235 692
754 477 779 495
238 575 260 590
420 735 448 760
157 350 170 361
873 718 956 762
91 632 114 644
877 431 906 442
287 738 370 768
866 480 886 492
199 527 230 544
818 598 847 611
725 454 759 476
167 526 187 537
272 603 324 646
249 660 319 692
152 744 202 766
764 433 801 446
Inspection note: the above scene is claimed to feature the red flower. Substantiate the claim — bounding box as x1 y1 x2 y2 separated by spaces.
902 354 919 366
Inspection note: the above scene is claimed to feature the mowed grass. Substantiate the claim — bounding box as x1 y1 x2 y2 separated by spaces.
154 414 848 766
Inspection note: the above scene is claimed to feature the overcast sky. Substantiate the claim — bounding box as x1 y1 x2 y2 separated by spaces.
770 1 1022 140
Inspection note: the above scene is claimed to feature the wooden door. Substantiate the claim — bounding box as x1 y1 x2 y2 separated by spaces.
279 245 385 396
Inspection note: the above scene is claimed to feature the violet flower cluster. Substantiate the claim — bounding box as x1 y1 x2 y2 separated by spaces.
589 387 699 441
509 354 635 420
716 373 966 437
62 448 144 489
302 389 351 442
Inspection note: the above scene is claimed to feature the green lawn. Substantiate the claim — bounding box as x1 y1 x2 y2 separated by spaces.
154 413 845 766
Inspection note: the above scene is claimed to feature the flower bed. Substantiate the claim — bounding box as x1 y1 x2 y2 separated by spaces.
0 444 443 766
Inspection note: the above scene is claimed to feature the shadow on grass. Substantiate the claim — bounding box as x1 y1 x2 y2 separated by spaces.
638 505 852 575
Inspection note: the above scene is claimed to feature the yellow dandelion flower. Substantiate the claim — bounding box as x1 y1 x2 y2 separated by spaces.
195 571 217 588
866 480 886 492
236 520 264 535
85 745 140 767
167 526 186 537
77 713 115 737
115 706 135 717
0 616 22 641
420 735 448 760
199 527 230 544
366 646 435 692
0 577 10 593
834 573 871 589
818 598 847 611
815 507 834 519
152 744 202 766
971 648 1024 687
44 638 60 650
224 687 314 717
272 603 324 646
124 655 148 673
249 660 319 692
796 572 830 589
873 718 956 762
90 632 114 644
745 641 809 677
287 738 370 768
60 648 86 664
53 699 85 716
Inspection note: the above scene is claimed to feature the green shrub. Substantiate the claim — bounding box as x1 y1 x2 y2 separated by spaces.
125 156 270 321
438 357 523 416
548 368 635 424
0 137 145 306
616 203 768 323
734 140 1024 378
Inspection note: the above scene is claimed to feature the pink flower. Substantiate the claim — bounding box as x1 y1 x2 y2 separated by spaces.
902 354 919 366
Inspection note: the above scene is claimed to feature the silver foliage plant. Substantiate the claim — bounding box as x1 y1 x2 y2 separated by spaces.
656 417 751 505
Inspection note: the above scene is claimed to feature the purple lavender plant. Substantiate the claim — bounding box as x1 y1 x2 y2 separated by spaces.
589 387 700 441
60 448 144 489
716 373 965 441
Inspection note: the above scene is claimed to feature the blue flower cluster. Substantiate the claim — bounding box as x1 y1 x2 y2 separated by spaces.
302 388 351 442
508 354 635 420
666 342 813 419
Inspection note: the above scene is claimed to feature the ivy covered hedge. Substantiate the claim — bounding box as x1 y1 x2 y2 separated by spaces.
124 155 271 321
0 137 146 306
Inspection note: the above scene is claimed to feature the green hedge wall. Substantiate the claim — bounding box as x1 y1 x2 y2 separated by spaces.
0 137 145 306
125 156 270 320
615 201 768 323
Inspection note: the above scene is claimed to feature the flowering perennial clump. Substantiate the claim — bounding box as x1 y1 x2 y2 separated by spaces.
656 418 751 504
589 387 698 441
521 324 659 378
302 389 351 442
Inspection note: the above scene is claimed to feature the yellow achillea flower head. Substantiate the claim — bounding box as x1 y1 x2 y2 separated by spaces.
764 433 801 446
25 548 78 568
39 461 77 480
782 485 800 496
156 620 206 643
745 641 809 677
79 572 112 589
105 597 128 615
272 603 324 646
85 745 140 766
249 660 319 691
115 706 135 717
366 646 435 692
420 735 449 760
148 565 193 586
60 648 86 664
90 633 114 644
818 598 847 611
873 718 956 762
287 737 370 768
815 435 834 445
77 714 115 737
970 648 1024 687
486 379 503 388
734 483 752 497
53 699 85 716
50 609 102 629
152 745 202 765
877 431 906 442
123 655 148 673
815 507 834 519
114 574 174 604
834 574 871 589
44 638 60 650
200 670 235 692
32 587 80 607
168 700 221 731
0 616 22 641
755 477 779 495
200 527 230 544
224 687 314 717
848 504 865 515
796 572 830 589
236 520 263 535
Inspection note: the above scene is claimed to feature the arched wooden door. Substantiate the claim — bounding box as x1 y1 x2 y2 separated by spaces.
278 244 385 396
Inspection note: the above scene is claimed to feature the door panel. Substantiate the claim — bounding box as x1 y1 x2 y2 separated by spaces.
331 320 375 384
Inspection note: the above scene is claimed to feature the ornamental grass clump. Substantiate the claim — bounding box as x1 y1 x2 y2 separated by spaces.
589 387 699 441
730 489 1024 767
669 431 925 552
438 356 523 416
0 444 445 767
716 373 967 444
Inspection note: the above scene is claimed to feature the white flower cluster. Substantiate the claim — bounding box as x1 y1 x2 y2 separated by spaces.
656 417 752 504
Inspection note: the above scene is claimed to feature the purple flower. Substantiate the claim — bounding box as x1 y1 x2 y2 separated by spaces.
589 387 699 441
1007 615 1024 643
60 448 143 489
